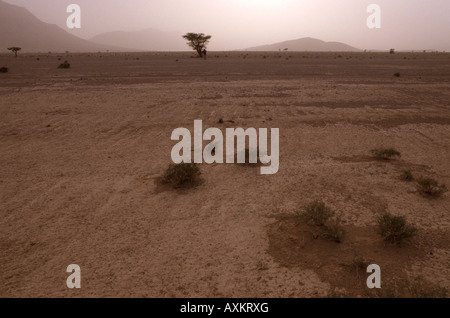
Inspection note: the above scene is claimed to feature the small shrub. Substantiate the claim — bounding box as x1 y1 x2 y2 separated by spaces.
394 72 401 77
399 170 414 182
417 178 447 197
158 163 201 188
218 118 224 124
351 256 370 272
301 200 335 226
0 67 8 73
370 148 401 160
376 212 418 244
322 217 346 243
58 60 70 69
350 256 373 277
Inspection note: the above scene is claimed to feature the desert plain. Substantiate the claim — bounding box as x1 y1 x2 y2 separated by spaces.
0 51 449 297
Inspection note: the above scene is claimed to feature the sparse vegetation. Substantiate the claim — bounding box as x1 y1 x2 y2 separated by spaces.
58 60 71 69
394 72 401 77
417 177 447 197
370 148 401 160
297 201 346 243
300 200 335 226
158 163 202 188
322 217 346 243
399 170 414 181
351 256 371 273
376 212 418 244
390 48 395 54
0 67 8 73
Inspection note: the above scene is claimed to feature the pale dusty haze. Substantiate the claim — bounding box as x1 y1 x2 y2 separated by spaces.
3 0 450 51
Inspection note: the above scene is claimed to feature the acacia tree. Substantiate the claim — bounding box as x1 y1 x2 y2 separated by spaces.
7 47 21 58
182 33 211 57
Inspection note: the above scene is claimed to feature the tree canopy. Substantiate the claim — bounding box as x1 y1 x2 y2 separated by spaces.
182 33 211 57
7 47 21 57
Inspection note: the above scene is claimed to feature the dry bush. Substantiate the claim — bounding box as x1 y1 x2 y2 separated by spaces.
58 60 70 69
376 212 418 244
417 177 448 197
300 200 335 226
0 67 8 73
297 201 346 243
351 256 371 273
158 163 202 188
322 217 346 243
399 170 414 182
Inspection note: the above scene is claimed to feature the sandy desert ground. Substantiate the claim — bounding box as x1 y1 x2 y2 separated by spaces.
0 51 449 297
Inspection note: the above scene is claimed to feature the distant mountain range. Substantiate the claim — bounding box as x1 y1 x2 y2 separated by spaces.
0 0 361 53
90 29 186 51
0 0 124 53
246 37 360 52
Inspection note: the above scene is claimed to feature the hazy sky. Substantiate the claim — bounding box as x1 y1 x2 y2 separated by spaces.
4 0 450 50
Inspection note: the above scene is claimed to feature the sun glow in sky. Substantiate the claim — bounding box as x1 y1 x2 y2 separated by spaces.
231 0 295 9
3 0 450 51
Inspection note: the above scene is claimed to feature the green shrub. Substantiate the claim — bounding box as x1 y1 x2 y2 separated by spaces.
159 163 201 188
371 148 401 160
376 212 418 244
417 178 447 197
301 200 335 226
